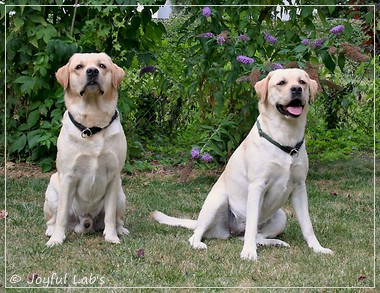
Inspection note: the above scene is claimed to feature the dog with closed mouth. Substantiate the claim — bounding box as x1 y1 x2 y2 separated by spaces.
152 68 333 261
44 52 129 247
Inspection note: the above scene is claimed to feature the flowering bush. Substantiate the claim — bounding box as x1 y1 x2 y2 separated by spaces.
176 3 372 165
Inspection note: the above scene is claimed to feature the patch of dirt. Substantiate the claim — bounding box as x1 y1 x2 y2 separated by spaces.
2 161 222 182
124 163 221 183
2 161 55 179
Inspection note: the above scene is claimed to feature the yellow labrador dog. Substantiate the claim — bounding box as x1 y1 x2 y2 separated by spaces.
153 68 333 260
44 53 129 247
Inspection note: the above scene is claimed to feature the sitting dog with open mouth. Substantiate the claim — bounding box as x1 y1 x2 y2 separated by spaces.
44 53 129 247
152 68 333 261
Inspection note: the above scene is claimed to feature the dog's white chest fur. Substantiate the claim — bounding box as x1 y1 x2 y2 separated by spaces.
71 152 119 215
258 160 305 222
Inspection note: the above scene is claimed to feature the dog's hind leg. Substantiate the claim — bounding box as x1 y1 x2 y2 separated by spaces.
257 208 289 247
189 183 229 250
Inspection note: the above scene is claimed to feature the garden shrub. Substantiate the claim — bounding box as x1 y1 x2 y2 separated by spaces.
2 1 376 171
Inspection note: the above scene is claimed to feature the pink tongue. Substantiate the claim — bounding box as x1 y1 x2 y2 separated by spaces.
287 106 303 116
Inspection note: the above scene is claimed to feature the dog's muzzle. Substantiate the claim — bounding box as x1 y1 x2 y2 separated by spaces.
276 99 305 118
276 87 305 118
80 67 104 96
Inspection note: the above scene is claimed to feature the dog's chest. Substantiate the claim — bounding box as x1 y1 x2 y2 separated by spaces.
60 132 126 203
261 162 304 215
75 151 117 200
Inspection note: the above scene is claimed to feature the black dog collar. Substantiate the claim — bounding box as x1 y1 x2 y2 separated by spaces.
68 110 119 138
256 120 304 157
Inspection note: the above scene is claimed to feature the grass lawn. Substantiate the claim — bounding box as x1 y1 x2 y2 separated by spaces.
1 157 377 290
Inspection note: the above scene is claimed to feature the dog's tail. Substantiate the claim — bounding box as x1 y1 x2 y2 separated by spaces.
151 211 197 230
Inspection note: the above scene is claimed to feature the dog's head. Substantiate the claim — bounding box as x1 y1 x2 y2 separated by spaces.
56 53 125 99
254 69 318 119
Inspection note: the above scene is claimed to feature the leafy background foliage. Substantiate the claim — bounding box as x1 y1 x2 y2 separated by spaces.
2 1 378 172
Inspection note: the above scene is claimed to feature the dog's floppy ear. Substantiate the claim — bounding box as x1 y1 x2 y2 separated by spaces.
254 71 273 102
55 63 70 90
309 78 318 102
112 63 125 88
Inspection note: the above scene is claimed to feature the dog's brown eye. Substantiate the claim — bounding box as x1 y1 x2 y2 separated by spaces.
99 64 106 69
299 80 306 85
75 64 83 70
277 80 286 86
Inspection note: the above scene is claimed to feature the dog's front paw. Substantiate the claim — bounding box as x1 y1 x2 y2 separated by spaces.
46 234 66 247
312 246 334 255
188 235 207 250
117 227 130 236
104 230 121 244
240 249 258 261
45 227 54 237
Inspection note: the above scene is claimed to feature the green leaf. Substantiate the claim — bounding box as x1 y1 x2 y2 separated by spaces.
141 8 151 27
13 16 24 32
29 36 39 48
26 110 40 128
209 141 224 157
320 51 335 73
30 14 46 25
27 130 42 148
14 76 36 94
343 23 354 40
294 44 308 53
9 134 27 153
309 56 319 66
338 53 345 71
300 6 313 18
40 157 55 173
317 9 327 26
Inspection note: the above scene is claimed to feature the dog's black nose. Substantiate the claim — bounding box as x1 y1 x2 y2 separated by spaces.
86 67 99 78
291 86 302 96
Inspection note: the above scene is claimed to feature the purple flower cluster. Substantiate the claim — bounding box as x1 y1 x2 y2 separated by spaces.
201 153 213 163
330 25 345 35
202 7 211 18
301 37 326 49
312 38 326 49
264 32 277 45
217 35 226 45
139 65 156 77
238 34 250 41
191 147 200 159
236 55 254 64
191 147 213 163
271 63 283 70
196 32 215 38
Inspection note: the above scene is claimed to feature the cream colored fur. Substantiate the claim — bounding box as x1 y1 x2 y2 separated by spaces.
44 53 129 247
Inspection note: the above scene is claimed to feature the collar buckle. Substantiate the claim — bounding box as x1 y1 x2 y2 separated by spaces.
81 128 93 138
289 148 299 158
